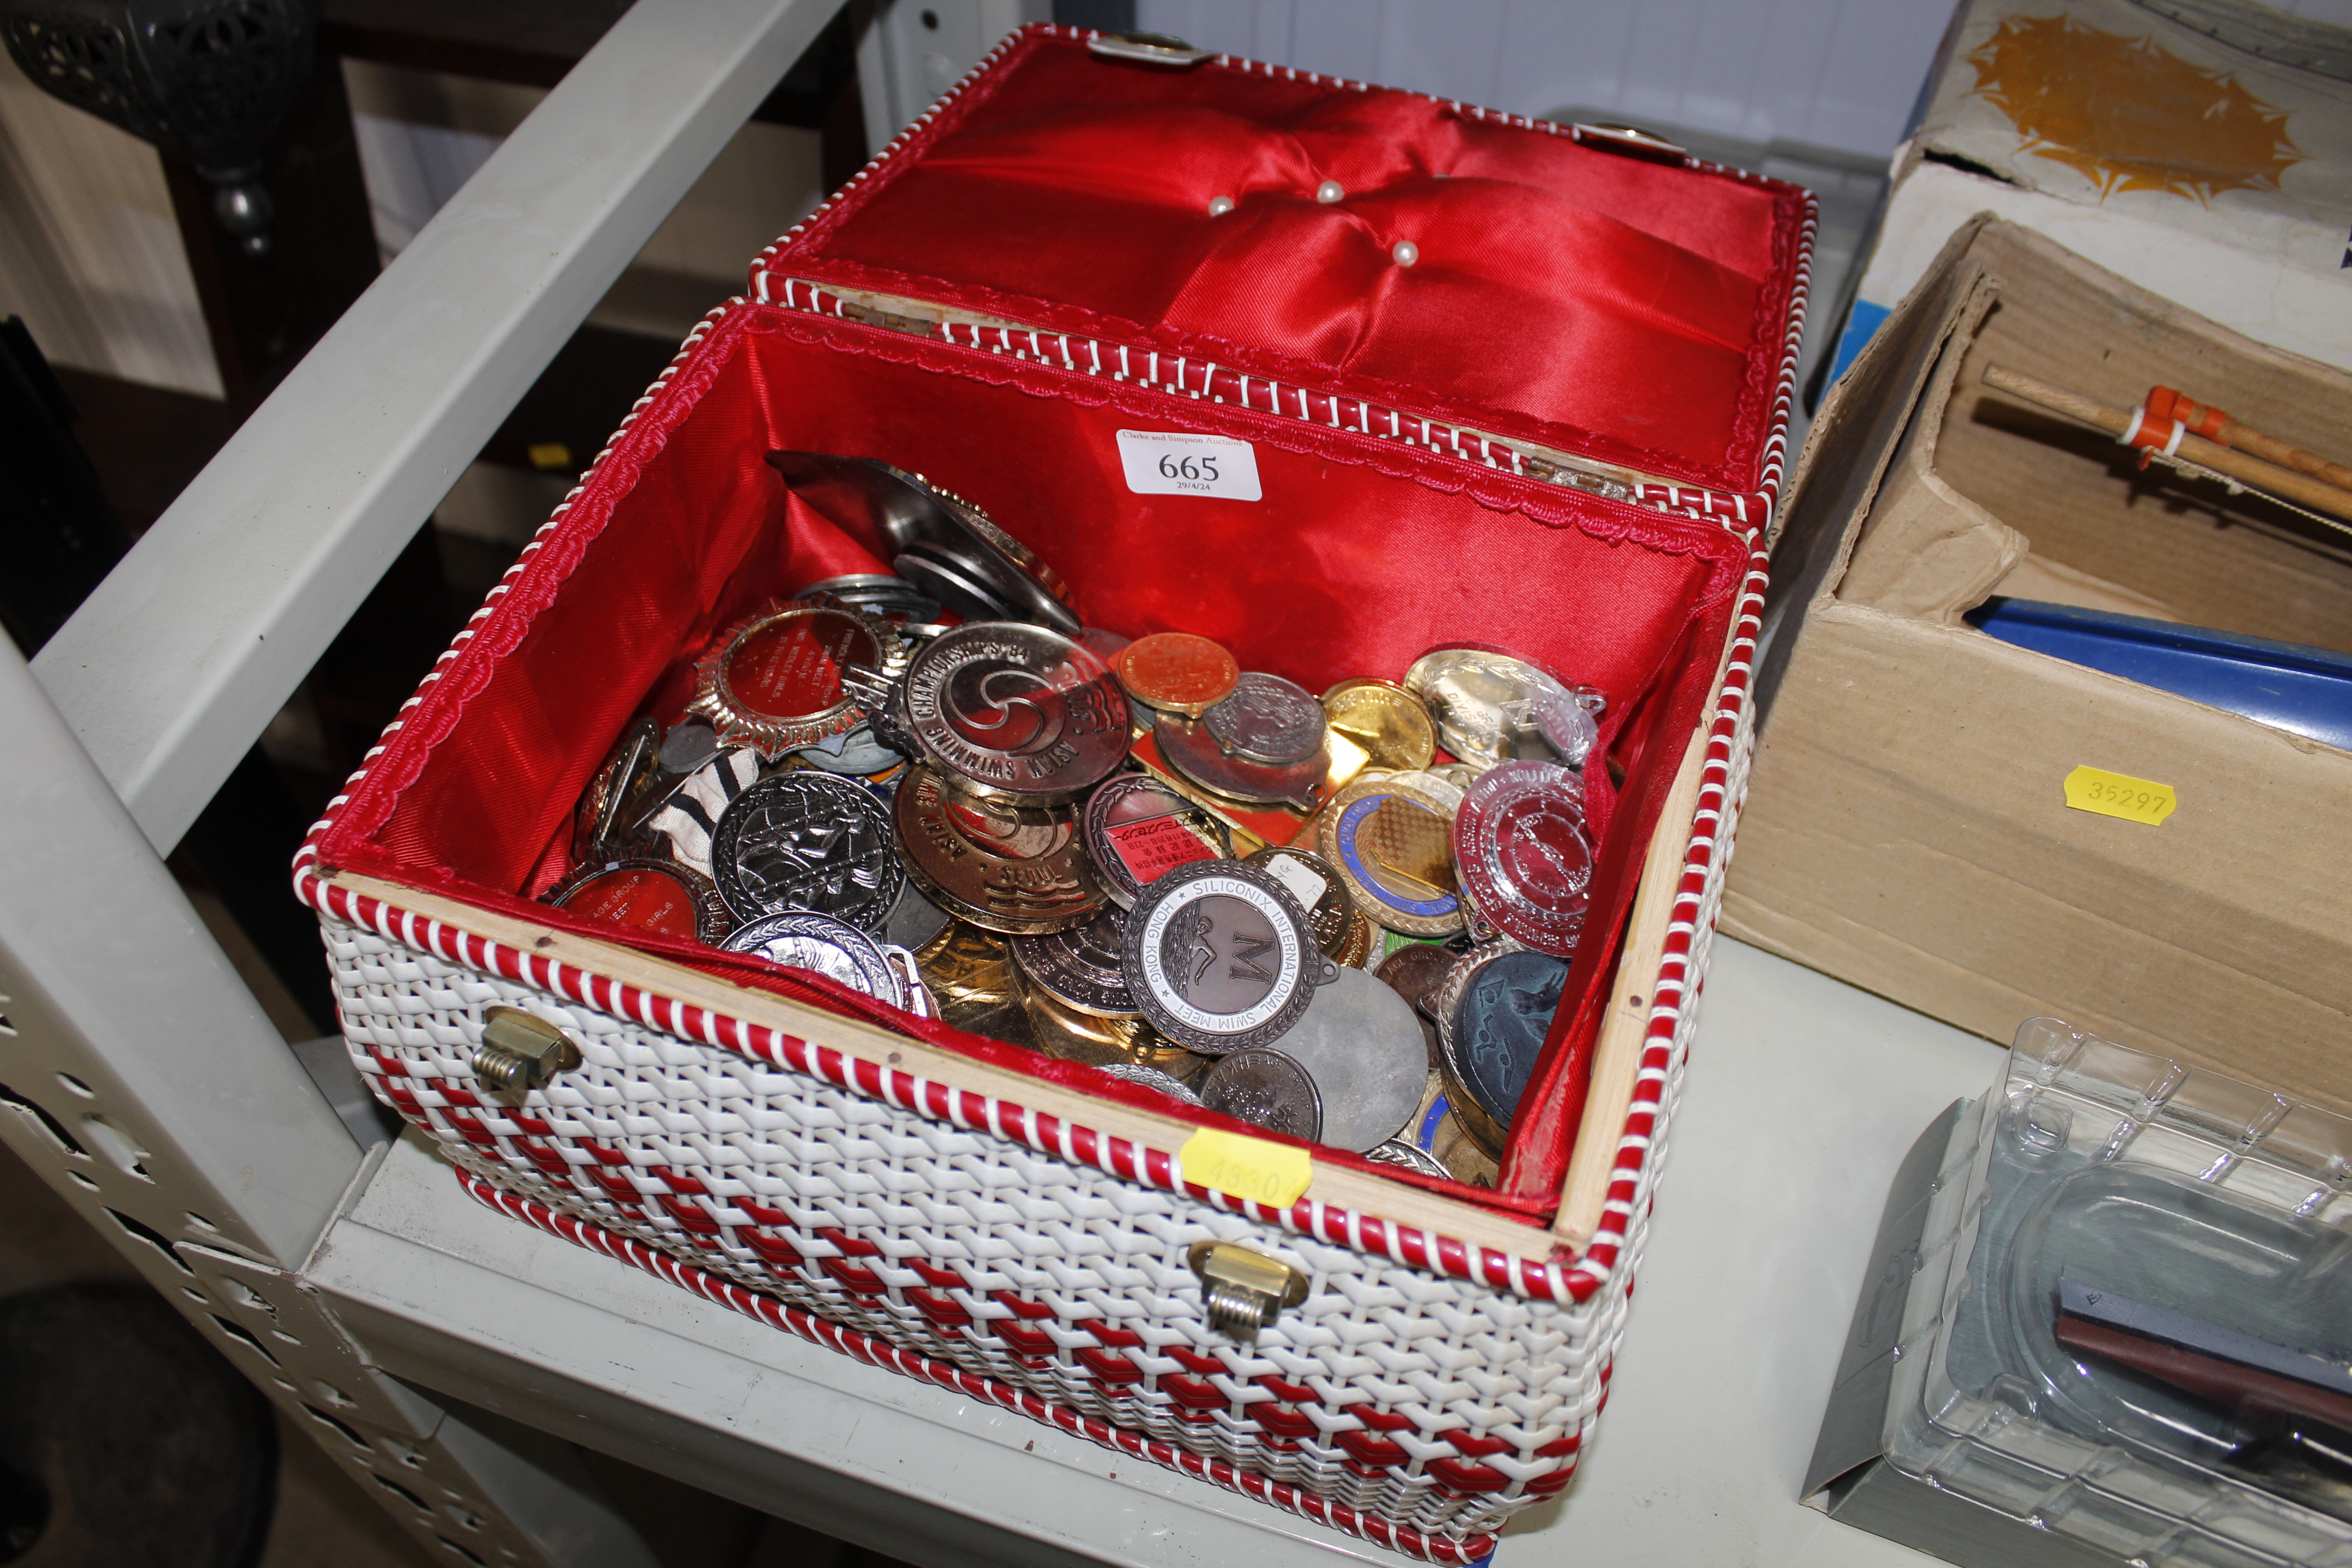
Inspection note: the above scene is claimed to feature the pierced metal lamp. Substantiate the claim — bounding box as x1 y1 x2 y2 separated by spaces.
0 0 318 257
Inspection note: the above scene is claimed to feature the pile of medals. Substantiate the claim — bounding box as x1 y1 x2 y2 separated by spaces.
547 455 1606 1186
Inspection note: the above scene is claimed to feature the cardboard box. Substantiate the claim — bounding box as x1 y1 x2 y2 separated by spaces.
1831 0 2352 384
1731 217 2352 1115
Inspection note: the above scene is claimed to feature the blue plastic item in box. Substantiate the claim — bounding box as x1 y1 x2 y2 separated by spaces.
1967 598 2352 753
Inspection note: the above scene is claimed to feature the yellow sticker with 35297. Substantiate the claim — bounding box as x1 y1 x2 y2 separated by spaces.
1178 1128 1313 1208
2063 765 2177 826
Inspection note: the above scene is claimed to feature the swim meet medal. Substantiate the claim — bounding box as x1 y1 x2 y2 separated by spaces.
1122 859 1337 1055
901 623 1129 806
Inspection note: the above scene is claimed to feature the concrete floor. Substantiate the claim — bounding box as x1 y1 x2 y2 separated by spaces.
0 1129 906 1568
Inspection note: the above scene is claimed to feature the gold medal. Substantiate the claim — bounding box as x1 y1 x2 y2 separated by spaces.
1321 679 1436 771
912 922 1039 1049
1017 982 1193 1069
1323 773 1467 937
1116 632 1240 718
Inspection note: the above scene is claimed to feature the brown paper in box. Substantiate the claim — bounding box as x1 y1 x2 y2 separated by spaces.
1735 217 2352 1114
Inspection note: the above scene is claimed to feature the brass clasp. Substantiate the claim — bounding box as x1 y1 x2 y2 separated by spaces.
1188 1241 1309 1341
473 1007 583 1099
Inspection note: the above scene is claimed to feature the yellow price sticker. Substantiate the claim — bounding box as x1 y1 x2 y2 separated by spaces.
2063 765 2177 827
1178 1128 1313 1209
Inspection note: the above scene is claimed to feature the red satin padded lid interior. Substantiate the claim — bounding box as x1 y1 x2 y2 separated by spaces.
765 29 1810 497
315 301 1751 1221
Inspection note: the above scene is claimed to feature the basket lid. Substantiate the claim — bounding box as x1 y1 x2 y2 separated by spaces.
754 27 1813 499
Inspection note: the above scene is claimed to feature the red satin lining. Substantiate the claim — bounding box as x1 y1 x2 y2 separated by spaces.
770 30 1808 494
317 300 1747 1222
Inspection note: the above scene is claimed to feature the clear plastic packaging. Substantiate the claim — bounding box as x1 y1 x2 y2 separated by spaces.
1886 1019 2352 1566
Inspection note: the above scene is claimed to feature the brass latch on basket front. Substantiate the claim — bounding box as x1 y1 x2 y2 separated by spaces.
474 1007 582 1098
1188 1241 1309 1342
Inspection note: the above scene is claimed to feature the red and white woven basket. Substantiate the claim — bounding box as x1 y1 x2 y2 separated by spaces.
304 706 1754 1562
296 26 1807 1561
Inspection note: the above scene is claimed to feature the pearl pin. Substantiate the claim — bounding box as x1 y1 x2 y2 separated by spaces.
1315 179 1344 203
1392 240 1419 266
1208 194 1236 216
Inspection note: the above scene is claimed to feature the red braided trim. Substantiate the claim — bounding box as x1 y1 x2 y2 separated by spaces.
455 1168 1503 1564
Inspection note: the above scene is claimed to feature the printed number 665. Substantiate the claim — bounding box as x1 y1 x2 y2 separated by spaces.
1158 454 1220 481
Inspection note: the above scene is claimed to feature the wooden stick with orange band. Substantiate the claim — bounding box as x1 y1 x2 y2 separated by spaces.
2144 385 2352 493
1980 365 2352 527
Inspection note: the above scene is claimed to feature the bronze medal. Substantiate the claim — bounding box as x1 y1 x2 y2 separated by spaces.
1116 632 1240 718
892 764 1104 934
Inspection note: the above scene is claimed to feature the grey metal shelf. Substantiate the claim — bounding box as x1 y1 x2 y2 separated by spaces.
0 0 1980 1555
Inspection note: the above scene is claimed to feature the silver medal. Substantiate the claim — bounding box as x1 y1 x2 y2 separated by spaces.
1366 1140 1449 1178
1201 673 1328 765
1264 968 1428 1152
1083 773 1232 908
721 911 905 1006
710 771 903 931
1012 910 1140 1018
1199 1049 1322 1142
1121 860 1337 1054
1094 1061 1202 1106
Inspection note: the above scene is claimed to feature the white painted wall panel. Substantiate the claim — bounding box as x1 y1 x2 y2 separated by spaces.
1491 5 1637 132
0 51 220 397
343 59 825 343
1135 0 1959 157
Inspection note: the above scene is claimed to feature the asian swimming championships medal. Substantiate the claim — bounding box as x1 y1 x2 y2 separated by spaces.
689 598 906 760
1320 679 1436 772
1084 773 1231 908
709 771 902 932
1435 945 1573 1158
721 911 906 1007
1243 845 1352 957
1011 909 1141 1018
1199 1049 1322 1142
549 858 732 945
1116 632 1240 718
900 622 1128 806
892 764 1103 935
1453 760 1592 956
1266 967 1429 1152
1122 859 1336 1055
1327 773 1465 937
1201 672 1326 765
